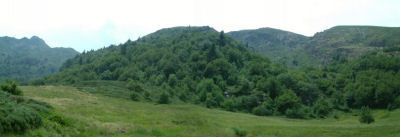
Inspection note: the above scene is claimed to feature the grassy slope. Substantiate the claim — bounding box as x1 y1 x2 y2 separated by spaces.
16 86 400 137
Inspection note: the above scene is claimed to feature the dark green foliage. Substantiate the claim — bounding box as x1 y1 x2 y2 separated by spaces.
275 90 301 114
126 80 144 93
393 96 400 109
232 127 247 137
285 106 309 119
158 91 170 104
196 79 223 106
0 103 42 133
0 83 52 134
100 70 113 80
359 106 374 124
36 26 400 119
222 99 236 111
0 36 78 82
313 98 333 118
252 99 274 116
1 80 23 95
130 92 140 101
48 113 71 126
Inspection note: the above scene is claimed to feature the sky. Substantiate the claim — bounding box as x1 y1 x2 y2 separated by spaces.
0 0 399 52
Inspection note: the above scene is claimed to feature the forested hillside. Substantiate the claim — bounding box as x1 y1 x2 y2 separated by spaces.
229 26 400 68
0 36 79 82
34 26 400 119
228 28 312 69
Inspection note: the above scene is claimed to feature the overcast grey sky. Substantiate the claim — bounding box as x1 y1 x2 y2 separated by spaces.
1 0 399 52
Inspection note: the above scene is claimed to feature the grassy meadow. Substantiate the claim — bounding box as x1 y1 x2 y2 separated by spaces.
6 85 400 137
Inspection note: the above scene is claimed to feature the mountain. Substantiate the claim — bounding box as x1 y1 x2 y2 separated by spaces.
308 26 400 65
35 26 400 120
228 26 400 68
0 36 79 82
37 26 310 117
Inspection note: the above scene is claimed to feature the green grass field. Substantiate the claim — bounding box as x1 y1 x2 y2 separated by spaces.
9 86 400 137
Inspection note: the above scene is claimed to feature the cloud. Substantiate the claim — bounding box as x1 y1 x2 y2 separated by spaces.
1 0 399 52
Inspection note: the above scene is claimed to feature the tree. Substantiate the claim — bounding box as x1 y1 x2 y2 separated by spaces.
204 58 231 79
359 106 374 124
158 91 170 104
277 73 297 89
219 31 225 46
296 81 319 105
126 80 144 92
100 70 113 80
275 89 301 114
168 74 178 87
207 44 219 61
252 97 274 116
374 83 394 108
313 98 333 118
120 44 127 55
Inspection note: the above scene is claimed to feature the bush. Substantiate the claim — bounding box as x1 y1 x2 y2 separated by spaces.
48 113 71 126
158 91 170 104
126 80 144 93
252 100 274 116
312 99 333 118
275 89 301 113
0 103 42 133
333 111 340 119
222 99 236 111
0 80 23 95
0 88 52 134
130 92 140 101
359 106 374 124
393 96 400 109
285 107 308 119
232 127 247 137
252 105 272 116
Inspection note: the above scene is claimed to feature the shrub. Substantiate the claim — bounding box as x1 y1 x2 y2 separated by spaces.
144 91 151 101
0 80 23 95
130 92 140 101
252 105 272 116
100 70 113 80
158 91 170 104
126 80 144 93
232 127 247 137
48 114 71 126
0 103 42 133
333 111 340 119
0 89 52 134
275 89 301 113
312 99 333 118
285 107 308 119
359 106 374 124
222 99 236 111
393 96 400 109
252 100 274 116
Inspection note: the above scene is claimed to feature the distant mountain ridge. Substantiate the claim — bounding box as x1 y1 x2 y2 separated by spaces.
0 36 79 82
228 26 400 68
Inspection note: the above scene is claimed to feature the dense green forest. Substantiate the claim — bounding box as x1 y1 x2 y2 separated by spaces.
229 26 400 69
31 26 400 119
0 36 79 82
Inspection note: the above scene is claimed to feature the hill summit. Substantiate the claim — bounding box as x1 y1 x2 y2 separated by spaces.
0 36 79 82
